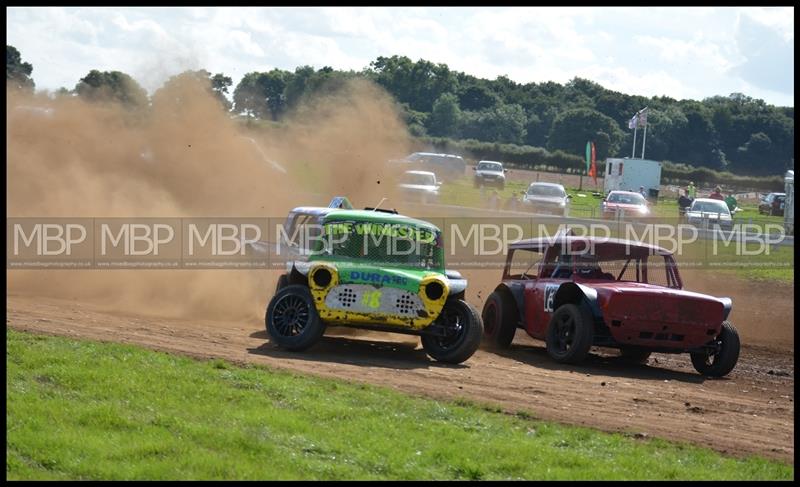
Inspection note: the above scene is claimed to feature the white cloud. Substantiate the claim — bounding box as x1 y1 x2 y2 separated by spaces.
228 30 265 58
740 7 793 42
5 6 794 106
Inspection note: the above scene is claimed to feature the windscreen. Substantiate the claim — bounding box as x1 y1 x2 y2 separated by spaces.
690 200 730 214
607 192 646 205
528 184 565 197
402 172 435 186
316 220 444 270
477 162 502 171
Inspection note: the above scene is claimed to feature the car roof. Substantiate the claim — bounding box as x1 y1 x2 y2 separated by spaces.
404 170 436 176
321 209 441 231
692 198 728 203
608 190 642 196
411 152 462 158
478 160 503 165
509 235 673 256
528 182 565 188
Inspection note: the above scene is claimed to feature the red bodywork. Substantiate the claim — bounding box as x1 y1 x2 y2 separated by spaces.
601 191 649 219
502 236 728 351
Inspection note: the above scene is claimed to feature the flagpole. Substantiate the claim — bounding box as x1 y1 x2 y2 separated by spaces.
641 122 648 159
632 123 637 158
640 107 649 159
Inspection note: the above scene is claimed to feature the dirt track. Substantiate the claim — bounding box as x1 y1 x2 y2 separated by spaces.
7 293 793 462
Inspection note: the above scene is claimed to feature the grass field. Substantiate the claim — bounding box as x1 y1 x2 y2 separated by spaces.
6 330 792 480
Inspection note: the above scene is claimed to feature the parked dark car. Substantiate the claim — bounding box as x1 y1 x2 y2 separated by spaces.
404 152 466 182
758 193 786 216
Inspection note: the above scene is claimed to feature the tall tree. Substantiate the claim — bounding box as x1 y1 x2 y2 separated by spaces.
74 70 148 108
210 72 233 110
547 108 624 160
152 70 232 111
427 92 461 137
461 103 528 144
6 45 35 92
232 69 289 120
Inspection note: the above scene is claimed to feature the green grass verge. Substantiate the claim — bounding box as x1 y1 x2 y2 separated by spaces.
6 330 792 480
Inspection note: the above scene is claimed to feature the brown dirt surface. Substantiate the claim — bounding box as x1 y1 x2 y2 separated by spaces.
7 291 793 462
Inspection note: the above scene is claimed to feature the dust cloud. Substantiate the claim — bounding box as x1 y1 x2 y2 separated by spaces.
7 75 413 321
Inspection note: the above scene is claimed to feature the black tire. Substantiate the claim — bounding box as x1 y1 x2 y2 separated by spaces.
690 321 740 377
545 303 594 364
275 274 289 294
422 299 483 364
619 347 652 364
481 290 517 349
265 285 325 351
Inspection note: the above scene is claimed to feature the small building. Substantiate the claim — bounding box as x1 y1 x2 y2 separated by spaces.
603 158 662 201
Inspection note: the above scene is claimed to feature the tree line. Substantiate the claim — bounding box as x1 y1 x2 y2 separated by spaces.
8 46 794 177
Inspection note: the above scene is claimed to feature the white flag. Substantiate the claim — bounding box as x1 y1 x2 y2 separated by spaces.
637 110 648 128
628 114 638 129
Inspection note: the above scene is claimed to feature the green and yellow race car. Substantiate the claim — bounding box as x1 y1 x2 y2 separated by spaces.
265 197 482 364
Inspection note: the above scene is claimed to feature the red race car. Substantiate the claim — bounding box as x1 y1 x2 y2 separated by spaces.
481 233 740 377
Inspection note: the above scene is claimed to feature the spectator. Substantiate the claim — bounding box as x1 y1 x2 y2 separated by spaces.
678 189 693 209
724 192 738 212
687 181 697 199
639 186 647 198
709 186 724 200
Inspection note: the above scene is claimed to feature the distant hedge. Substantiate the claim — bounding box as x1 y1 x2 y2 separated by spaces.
660 162 784 192
415 136 585 172
415 136 786 192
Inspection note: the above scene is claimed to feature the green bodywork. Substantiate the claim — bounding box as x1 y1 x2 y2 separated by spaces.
307 210 446 293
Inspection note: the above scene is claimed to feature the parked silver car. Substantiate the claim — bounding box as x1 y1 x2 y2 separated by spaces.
473 160 507 189
686 198 733 231
522 182 570 216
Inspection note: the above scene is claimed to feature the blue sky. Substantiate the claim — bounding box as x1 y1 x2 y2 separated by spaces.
6 7 795 106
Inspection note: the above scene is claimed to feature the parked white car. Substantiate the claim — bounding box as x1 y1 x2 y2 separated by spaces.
398 170 441 204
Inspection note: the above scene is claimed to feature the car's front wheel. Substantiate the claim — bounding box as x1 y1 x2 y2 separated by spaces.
422 299 483 364
266 285 325 351
545 303 594 364
690 321 740 377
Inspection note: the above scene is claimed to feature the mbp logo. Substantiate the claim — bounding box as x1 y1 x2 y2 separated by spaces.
100 223 175 256
182 218 268 268
13 223 87 255
95 219 181 267
187 223 262 256
8 219 93 267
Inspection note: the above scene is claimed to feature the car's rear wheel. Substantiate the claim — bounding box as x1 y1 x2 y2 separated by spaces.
481 290 517 349
422 299 483 364
690 321 740 377
266 285 325 351
545 303 594 364
619 346 652 364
